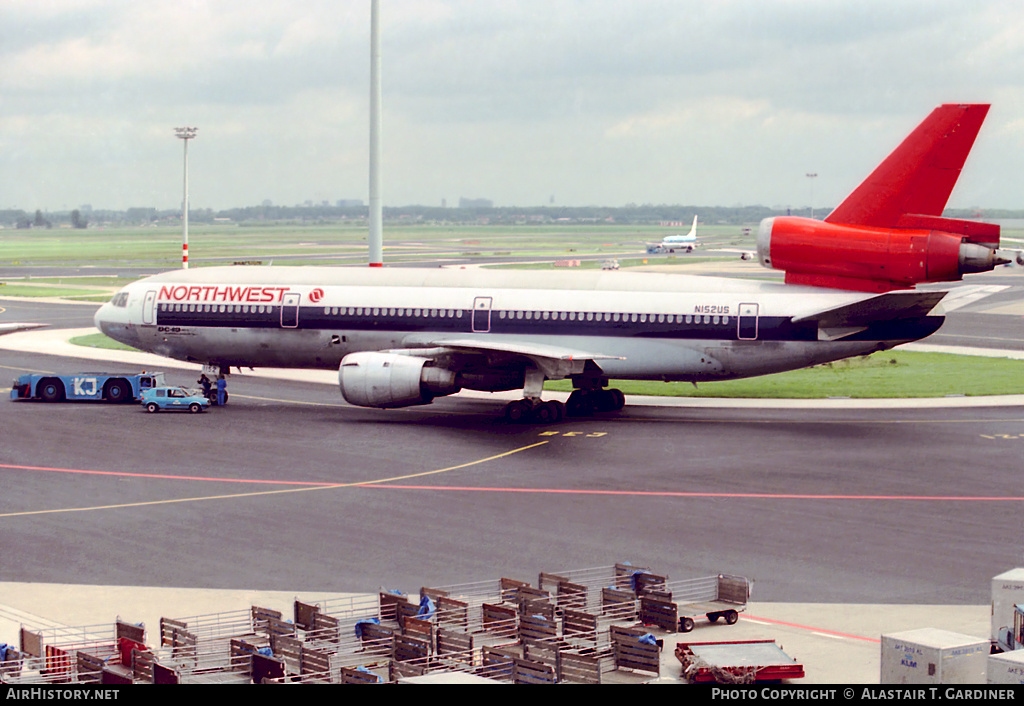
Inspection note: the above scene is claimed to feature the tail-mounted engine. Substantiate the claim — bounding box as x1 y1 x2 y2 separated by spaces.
757 216 1007 293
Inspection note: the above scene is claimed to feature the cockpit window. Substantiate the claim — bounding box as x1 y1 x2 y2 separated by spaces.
111 291 130 308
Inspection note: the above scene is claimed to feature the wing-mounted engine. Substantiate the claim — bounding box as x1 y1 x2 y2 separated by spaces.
757 104 1013 293
339 352 460 408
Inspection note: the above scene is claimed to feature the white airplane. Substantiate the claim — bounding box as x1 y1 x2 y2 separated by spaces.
646 215 698 253
95 104 1015 422
661 215 698 248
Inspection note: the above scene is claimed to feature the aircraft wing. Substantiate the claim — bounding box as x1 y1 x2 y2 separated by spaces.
0 323 48 336
793 290 947 341
422 338 623 379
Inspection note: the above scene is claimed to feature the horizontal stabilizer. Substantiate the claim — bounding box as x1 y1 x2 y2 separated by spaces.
896 214 1000 246
793 290 947 330
926 284 1009 313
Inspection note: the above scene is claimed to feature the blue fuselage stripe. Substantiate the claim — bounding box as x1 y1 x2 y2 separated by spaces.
155 305 941 342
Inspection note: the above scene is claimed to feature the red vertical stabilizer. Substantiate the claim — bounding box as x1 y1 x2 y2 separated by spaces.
826 104 990 230
758 104 1003 292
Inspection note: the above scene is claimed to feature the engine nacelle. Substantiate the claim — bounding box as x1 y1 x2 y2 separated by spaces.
758 216 1005 292
339 352 460 408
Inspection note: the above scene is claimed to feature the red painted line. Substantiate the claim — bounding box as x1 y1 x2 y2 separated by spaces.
351 484 1024 501
0 463 336 487
3 464 1021 502
743 614 880 643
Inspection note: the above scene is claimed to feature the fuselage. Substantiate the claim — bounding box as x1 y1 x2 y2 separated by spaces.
662 233 696 244
94 265 943 383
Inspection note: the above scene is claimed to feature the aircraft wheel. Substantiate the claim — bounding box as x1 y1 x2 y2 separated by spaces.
504 399 532 423
566 390 594 417
608 388 625 410
592 389 619 413
534 400 564 424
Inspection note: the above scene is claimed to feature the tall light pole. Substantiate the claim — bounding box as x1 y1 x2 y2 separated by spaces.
368 0 383 267
806 172 817 220
175 127 198 269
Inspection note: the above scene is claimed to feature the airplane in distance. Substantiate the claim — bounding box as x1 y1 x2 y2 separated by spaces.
95 104 1018 423
646 215 698 253
663 215 698 247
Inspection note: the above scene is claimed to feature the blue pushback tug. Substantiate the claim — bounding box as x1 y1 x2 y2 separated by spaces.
10 372 166 403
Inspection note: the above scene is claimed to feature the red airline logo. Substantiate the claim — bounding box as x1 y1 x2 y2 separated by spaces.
159 284 293 303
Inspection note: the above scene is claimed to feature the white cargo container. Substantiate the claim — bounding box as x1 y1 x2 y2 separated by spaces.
880 628 988 684
991 569 1024 642
988 650 1024 684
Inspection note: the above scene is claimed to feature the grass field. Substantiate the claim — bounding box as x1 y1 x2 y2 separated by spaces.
547 351 1023 398
0 222 755 268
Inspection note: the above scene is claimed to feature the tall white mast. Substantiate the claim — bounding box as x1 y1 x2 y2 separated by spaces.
175 127 198 269
368 0 383 267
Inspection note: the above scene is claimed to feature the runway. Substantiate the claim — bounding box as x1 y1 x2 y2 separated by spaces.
1 288 1022 683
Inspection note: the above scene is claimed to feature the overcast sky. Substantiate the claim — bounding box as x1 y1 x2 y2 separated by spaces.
3 0 1023 212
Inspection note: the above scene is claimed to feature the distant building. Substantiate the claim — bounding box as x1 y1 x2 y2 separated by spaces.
459 197 493 209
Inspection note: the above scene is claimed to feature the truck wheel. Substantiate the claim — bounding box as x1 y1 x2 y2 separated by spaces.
146 403 159 413
188 403 203 414
39 379 65 402
679 617 694 633
104 379 130 403
724 610 739 625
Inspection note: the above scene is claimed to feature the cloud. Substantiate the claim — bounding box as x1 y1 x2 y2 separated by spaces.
2 0 1023 210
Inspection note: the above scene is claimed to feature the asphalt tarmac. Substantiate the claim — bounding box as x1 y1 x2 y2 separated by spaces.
1 284 1022 683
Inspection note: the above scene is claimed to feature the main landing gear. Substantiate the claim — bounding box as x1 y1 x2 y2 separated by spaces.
502 387 626 424
503 398 566 424
501 368 625 424
566 387 625 417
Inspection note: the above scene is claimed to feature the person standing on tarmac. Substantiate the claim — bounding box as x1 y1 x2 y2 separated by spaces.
197 373 212 400
216 375 227 406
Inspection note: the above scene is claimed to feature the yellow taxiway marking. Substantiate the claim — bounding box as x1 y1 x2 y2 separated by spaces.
0 441 550 518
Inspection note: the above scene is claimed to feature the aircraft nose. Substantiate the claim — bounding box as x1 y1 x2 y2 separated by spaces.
94 291 135 346
94 301 116 335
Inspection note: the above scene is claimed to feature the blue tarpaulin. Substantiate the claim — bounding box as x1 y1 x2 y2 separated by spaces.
355 618 381 639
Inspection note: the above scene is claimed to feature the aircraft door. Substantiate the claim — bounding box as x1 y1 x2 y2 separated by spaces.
143 290 157 325
737 303 759 340
472 296 492 333
281 292 300 328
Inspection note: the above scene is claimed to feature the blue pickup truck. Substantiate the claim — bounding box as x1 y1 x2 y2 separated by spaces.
11 372 166 403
